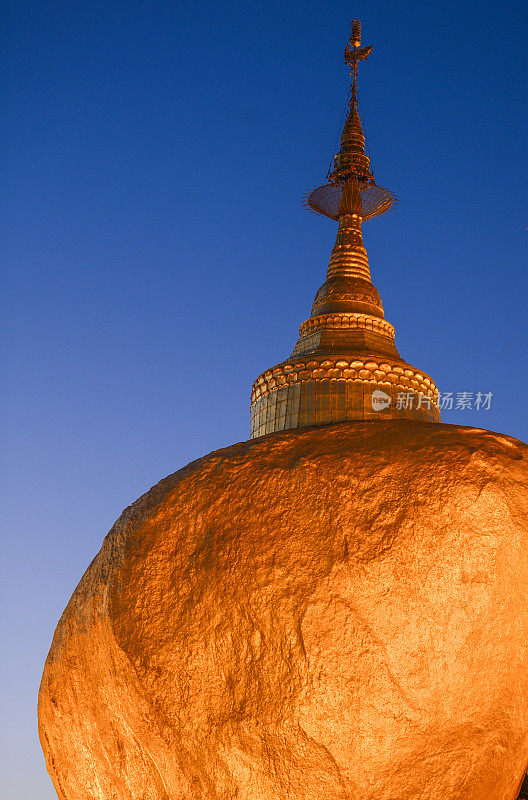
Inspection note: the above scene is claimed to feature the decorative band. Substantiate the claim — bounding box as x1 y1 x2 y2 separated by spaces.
251 357 439 407
298 313 395 339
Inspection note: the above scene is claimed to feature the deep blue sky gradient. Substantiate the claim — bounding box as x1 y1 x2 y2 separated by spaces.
2 1 527 797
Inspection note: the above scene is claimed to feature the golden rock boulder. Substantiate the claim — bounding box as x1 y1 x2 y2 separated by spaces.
38 421 528 799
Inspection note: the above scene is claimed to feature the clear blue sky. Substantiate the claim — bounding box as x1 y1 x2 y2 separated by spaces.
1 1 527 797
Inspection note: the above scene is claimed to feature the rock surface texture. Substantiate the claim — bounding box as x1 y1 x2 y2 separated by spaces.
39 421 528 800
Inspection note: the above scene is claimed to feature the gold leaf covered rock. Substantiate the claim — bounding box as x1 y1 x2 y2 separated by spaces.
39 421 528 800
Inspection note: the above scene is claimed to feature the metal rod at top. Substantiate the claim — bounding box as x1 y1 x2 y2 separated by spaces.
351 19 361 48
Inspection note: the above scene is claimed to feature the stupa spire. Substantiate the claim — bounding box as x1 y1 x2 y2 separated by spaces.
250 20 440 438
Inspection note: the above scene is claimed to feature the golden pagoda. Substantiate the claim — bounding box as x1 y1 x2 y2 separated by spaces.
39 17 528 800
250 20 441 438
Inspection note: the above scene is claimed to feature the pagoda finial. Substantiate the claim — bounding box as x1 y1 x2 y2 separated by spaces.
333 19 374 189
307 19 395 221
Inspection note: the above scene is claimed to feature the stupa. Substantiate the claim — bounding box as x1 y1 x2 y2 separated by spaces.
250 19 440 439
39 18 528 800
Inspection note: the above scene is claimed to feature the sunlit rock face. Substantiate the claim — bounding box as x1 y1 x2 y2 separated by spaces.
39 421 528 800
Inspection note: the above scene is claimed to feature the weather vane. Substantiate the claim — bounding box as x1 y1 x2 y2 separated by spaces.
344 19 373 75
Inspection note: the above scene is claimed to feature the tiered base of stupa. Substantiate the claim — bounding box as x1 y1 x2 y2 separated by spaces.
250 352 439 438
250 214 441 437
